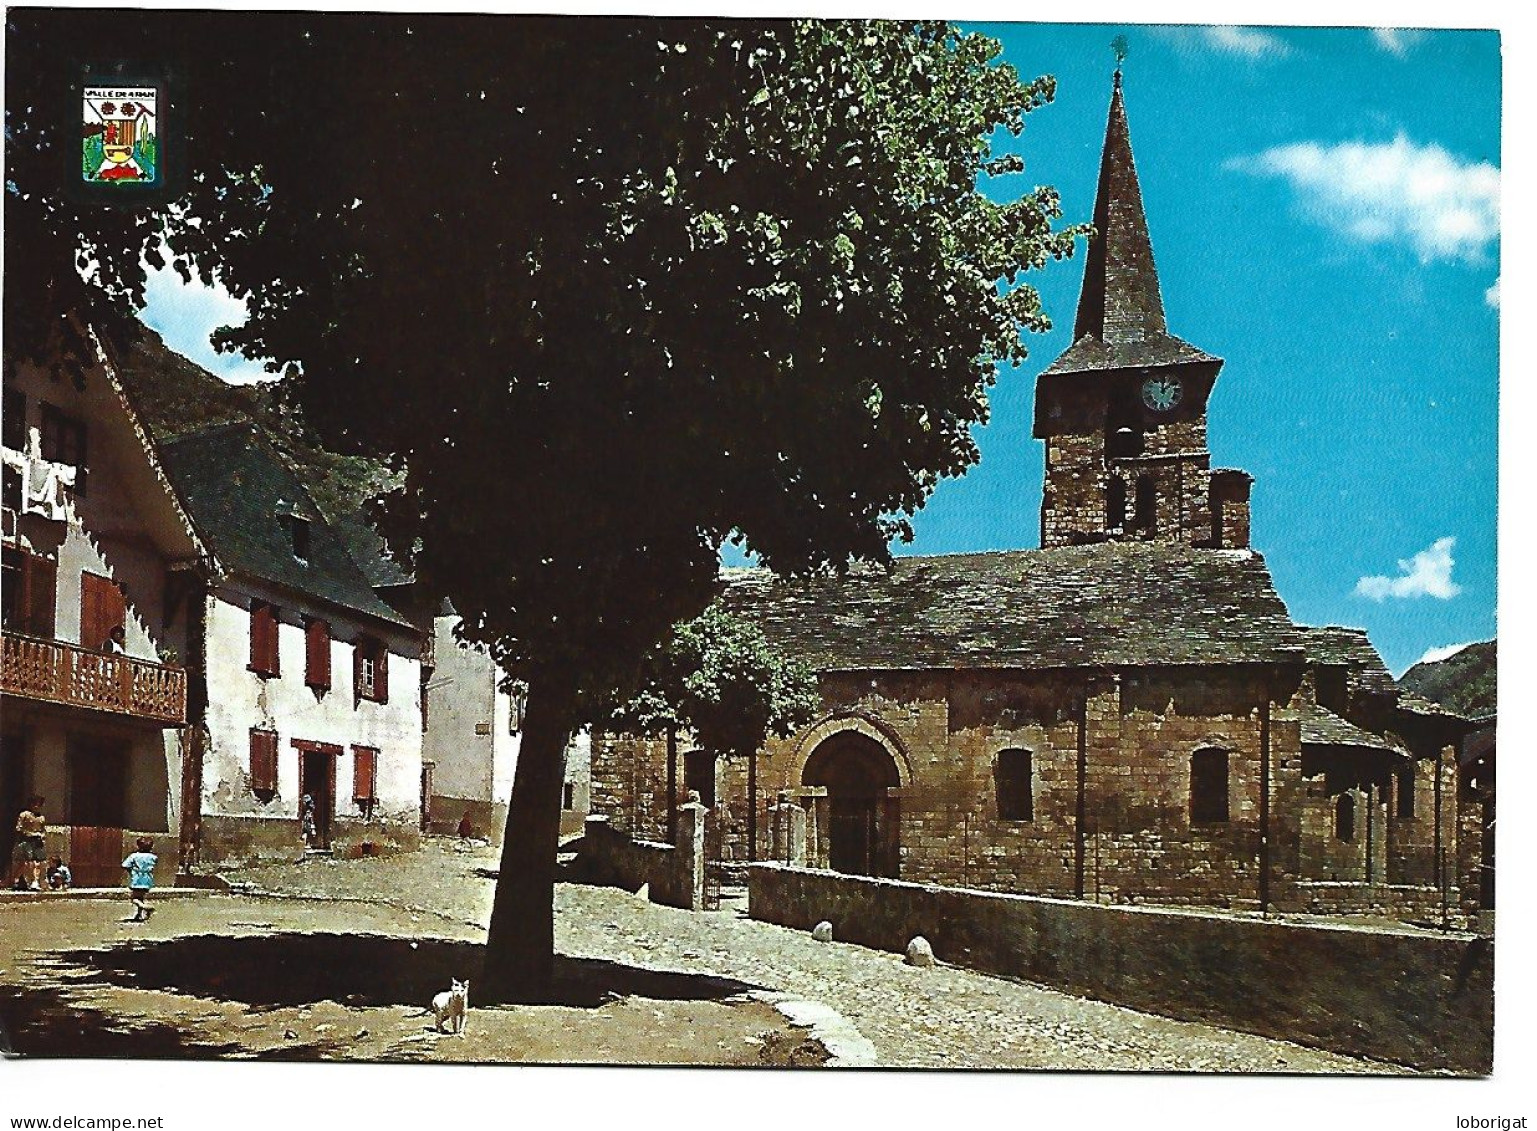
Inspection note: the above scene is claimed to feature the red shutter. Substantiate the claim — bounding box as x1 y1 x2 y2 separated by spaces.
306 619 331 689
250 729 278 794
353 746 377 801
250 602 279 676
353 639 365 703
80 572 124 650
375 643 389 704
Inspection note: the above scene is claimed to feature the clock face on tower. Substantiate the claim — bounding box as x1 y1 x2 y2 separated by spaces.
1141 373 1183 413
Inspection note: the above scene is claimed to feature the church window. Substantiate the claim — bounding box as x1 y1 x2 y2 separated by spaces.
1335 793 1355 843
1190 748 1228 823
995 748 1034 821
1397 767 1415 819
1106 477 1127 530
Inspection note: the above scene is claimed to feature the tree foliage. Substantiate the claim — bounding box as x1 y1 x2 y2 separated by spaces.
6 11 1084 996
605 604 818 761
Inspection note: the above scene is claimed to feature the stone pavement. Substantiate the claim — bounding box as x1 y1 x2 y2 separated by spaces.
222 839 1406 1073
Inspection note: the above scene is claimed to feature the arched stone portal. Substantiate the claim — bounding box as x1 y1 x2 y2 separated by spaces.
802 730 902 878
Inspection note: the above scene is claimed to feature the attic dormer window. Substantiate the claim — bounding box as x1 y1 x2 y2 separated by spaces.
288 513 311 562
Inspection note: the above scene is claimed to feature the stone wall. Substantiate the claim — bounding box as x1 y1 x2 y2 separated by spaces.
591 666 1461 924
749 863 1493 1074
567 804 706 912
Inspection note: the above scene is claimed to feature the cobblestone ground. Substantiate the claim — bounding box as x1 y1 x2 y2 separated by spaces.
224 840 1405 1073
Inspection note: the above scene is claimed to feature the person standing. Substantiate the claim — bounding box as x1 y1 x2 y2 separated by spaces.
122 837 158 921
12 796 47 891
299 794 317 852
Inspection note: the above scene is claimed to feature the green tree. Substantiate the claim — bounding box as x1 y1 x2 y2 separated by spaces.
6 12 1084 999
606 605 818 852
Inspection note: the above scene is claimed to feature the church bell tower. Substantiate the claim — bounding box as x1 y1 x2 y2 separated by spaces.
1035 66 1251 550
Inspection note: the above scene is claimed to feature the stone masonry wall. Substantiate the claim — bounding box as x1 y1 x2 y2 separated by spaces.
589 667 1458 923
749 864 1493 1074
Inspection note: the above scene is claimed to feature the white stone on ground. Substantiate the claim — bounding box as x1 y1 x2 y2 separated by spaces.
811 920 833 943
905 936 935 967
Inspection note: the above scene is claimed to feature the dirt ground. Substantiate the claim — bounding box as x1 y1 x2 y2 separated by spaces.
0 894 825 1066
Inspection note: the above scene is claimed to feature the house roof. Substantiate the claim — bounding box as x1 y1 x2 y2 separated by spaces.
1292 701 1409 759
156 422 414 629
1301 626 1397 696
1042 70 1221 380
720 543 1308 673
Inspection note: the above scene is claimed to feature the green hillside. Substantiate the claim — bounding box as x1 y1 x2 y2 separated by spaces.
116 329 396 524
1398 639 1497 719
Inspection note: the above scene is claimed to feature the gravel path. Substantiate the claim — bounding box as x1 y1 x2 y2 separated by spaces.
223 839 1405 1073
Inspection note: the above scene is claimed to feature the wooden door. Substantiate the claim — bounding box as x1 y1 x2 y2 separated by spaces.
0 728 26 864
299 747 336 848
80 572 126 651
68 737 128 886
829 797 878 875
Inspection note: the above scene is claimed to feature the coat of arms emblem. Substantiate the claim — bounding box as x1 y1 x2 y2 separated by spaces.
82 85 158 185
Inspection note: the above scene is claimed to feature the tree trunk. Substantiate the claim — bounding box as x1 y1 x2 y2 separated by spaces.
480 682 574 1002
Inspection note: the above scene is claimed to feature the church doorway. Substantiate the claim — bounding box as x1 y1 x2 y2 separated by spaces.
802 730 901 878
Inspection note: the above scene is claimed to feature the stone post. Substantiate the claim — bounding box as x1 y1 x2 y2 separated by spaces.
770 790 808 865
673 792 708 912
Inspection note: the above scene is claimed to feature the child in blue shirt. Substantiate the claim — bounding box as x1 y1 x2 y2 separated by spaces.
122 837 157 921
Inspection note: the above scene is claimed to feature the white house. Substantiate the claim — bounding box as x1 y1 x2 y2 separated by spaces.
156 422 426 863
1 333 212 886
421 614 591 843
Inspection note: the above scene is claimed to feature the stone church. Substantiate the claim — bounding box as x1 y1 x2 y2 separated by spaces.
590 71 1483 924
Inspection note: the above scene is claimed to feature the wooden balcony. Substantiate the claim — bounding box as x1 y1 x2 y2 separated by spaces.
0 631 187 726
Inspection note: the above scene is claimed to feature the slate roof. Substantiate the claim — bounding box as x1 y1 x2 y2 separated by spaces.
1292 701 1409 759
720 543 1308 673
1041 71 1221 379
157 422 413 628
332 512 415 589
1301 626 1397 696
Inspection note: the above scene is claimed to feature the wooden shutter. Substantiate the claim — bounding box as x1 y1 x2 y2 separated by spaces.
24 554 56 638
250 601 279 675
353 639 365 703
250 729 278 794
80 571 125 650
352 746 377 801
305 619 331 689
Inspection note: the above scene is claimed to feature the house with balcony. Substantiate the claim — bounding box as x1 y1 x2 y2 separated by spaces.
2 334 211 886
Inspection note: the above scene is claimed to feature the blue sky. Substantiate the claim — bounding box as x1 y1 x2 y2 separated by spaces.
139 21 1500 676
913 23 1500 675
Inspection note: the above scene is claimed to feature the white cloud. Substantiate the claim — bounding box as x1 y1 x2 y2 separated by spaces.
1486 277 1500 308
1229 134 1499 265
1201 26 1291 59
1371 28 1427 57
138 255 278 386
1412 641 1475 668
1355 536 1463 601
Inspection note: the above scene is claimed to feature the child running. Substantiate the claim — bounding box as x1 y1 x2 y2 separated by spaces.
122 837 158 921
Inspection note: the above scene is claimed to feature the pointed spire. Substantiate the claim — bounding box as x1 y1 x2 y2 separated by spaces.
1073 67 1168 344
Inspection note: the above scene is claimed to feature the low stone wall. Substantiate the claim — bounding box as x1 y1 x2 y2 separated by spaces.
1282 881 1451 926
567 804 706 911
198 814 420 866
749 864 1493 1074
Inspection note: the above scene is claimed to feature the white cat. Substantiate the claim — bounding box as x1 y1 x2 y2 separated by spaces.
431 978 469 1035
